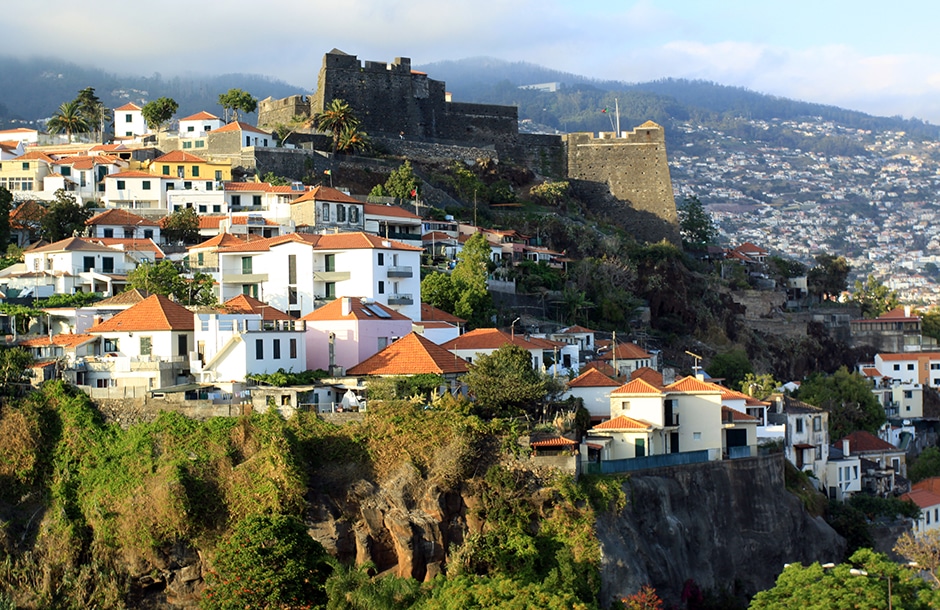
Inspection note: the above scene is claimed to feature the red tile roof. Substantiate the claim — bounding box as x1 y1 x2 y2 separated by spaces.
86 208 159 227
420 303 466 324
913 477 940 496
18 333 96 348
195 215 279 229
722 406 759 422
301 296 410 322
90 238 164 260
591 414 653 431
347 332 469 375
218 232 423 253
560 324 596 334
179 111 220 121
530 436 578 448
900 488 940 509
153 150 209 163
30 236 118 254
599 342 651 361
189 232 249 250
611 378 663 395
583 360 621 379
291 185 362 204
839 431 901 454
225 181 299 194
440 328 544 351
89 294 194 332
107 170 167 179
94 288 150 307
631 366 663 386
115 103 142 111
222 294 292 320
213 121 270 135
665 376 724 394
362 202 421 219
568 368 620 388
877 352 940 361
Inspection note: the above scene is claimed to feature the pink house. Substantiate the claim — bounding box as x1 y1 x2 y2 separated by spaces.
301 296 413 373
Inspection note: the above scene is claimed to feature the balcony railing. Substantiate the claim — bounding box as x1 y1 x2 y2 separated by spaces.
387 293 414 305
386 266 413 278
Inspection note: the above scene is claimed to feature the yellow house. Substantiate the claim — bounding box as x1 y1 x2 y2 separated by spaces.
142 150 232 182
0 150 55 194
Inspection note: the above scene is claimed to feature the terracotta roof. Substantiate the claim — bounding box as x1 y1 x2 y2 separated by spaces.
734 242 768 255
90 238 165 259
218 232 423 254
14 150 56 163
840 431 901 454
611 378 664 395
18 333 96 348
86 208 159 227
420 303 466 324
422 231 456 242
583 361 621 379
107 170 166 179
94 288 150 307
362 202 421 219
900 488 940 509
591 414 653 431
879 307 920 320
222 294 292 321
568 368 620 388
877 352 940 361
665 376 723 394
777 395 824 414
599 342 651 361
180 111 220 121
722 406 759 422
291 185 362 204
213 121 270 135
560 325 596 334
913 477 940 496
9 200 47 226
440 327 544 351
347 332 470 375
89 294 194 332
530 436 578 448
225 181 298 194
30 237 119 254
189 232 249 250
153 150 209 163
196 215 279 229
301 296 410 322
631 366 663 386
114 103 142 111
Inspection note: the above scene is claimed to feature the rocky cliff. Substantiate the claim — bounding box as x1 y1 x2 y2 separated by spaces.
596 455 845 607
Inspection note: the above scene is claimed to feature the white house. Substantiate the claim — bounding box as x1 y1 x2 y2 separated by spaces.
192 294 306 383
0 128 39 145
901 488 940 535
103 170 169 209
774 395 830 478
179 111 223 139
440 328 548 370
563 368 622 421
113 103 149 140
86 208 161 241
826 440 862 502
213 232 423 320
81 294 195 390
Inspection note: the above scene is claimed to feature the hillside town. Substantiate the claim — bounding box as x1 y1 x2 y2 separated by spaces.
4 52 940 609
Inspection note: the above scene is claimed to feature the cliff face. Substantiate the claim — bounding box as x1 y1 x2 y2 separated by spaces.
595 455 845 607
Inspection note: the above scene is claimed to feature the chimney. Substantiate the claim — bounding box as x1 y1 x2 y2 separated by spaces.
842 438 850 457
341 297 352 317
662 367 676 385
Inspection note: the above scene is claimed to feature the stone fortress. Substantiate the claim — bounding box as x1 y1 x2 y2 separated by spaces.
258 49 678 242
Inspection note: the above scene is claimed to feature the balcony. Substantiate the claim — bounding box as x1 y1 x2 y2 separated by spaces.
221 272 269 283
386 265 413 278
388 293 414 305
313 270 351 282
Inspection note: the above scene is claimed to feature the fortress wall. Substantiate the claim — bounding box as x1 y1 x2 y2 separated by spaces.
257 95 310 131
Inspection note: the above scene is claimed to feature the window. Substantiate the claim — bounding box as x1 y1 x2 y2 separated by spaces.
144 229 154 239
378 281 385 294
378 252 384 266
815 445 822 460
635 438 645 458
904 390 914 399
232 195 241 206
350 206 359 223
116 180 125 190
252 195 261 206
325 282 336 299
621 400 630 411
102 257 114 273
289 287 298 305
61 166 71 176
795 418 803 433
166 183 174 191
103 228 114 238
103 337 119 352
892 457 901 472
192 166 199 177
242 284 258 298
212 205 221 213
255 339 264 359
378 337 388 351
812 416 821 431
187 125 195 132
195 140 205 148
162 165 170 175
182 141 193 149
894 364 901 371
322 203 330 221
273 339 281 359
337 205 346 222
930 363 940 370
206 182 213 190
83 256 94 272
125 113 132 123
289 338 297 359
139 336 152 356
288 255 297 284
197 252 204 266
324 254 335 273
198 205 207 213
21 162 29 171
184 181 192 189
142 181 151 190
178 335 188 357
908 364 915 371
241 257 252 274
693 432 702 440
215 171 222 181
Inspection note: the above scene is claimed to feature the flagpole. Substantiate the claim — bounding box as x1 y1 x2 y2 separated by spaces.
615 98 620 137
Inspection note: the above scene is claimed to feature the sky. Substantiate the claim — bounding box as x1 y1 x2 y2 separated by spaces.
8 0 940 122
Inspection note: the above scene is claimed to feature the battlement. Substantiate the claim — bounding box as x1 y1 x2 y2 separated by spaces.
324 50 412 74
566 121 665 145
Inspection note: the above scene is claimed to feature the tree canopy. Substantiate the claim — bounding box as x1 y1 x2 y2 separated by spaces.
464 344 547 419
40 189 91 242
677 195 717 251
851 274 900 319
45 100 91 143
705 349 753 390
370 160 420 200
315 98 360 157
217 88 258 123
141 97 178 132
128 261 216 306
421 232 494 329
0 346 34 396
162 207 200 244
807 253 851 302
797 366 885 439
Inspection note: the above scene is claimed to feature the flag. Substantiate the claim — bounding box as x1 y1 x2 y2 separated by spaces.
601 107 608 113
410 188 417 198
324 169 331 175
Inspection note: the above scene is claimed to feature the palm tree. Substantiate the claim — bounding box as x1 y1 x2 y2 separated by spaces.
337 123 371 154
76 87 110 143
315 99 360 157
46 100 91 143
